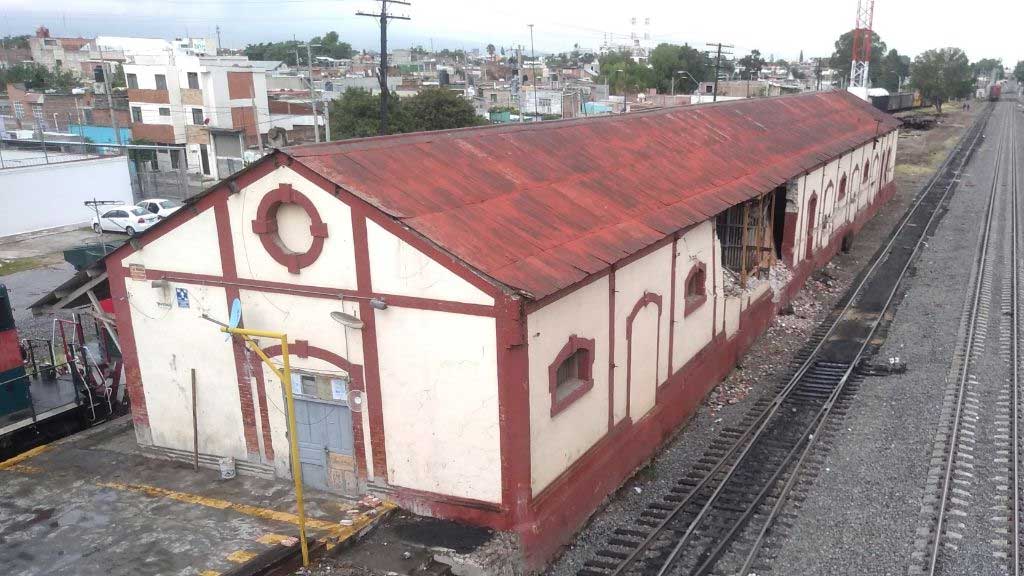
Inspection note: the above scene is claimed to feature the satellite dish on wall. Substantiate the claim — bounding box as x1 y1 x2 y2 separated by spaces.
229 298 242 328
267 127 288 149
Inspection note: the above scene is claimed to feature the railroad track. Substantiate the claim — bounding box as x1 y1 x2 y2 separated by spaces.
577 103 995 576
908 100 1021 576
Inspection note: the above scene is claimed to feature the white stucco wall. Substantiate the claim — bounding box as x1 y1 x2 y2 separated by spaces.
366 220 494 306
612 243 673 425
375 307 501 503
228 165 358 289
672 221 717 369
0 156 134 238
527 275 610 495
127 278 249 459
123 208 223 276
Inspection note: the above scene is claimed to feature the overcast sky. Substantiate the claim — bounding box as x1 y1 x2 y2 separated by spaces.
1 0 1021 66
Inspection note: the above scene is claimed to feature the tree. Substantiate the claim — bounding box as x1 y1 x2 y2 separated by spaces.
1 35 30 49
1015 61 1024 83
597 50 654 95
244 32 353 66
830 29 887 86
402 88 487 132
328 87 485 140
876 48 911 92
0 62 78 92
486 43 496 58
971 57 1003 81
648 43 709 94
329 89 404 139
910 48 974 114
738 49 766 80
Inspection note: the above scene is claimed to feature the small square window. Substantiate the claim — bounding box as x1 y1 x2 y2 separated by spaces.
126 73 138 89
187 72 199 90
154 74 167 90
159 107 171 116
131 106 142 123
192 108 204 125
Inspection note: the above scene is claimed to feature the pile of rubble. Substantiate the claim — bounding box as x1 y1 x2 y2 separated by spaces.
706 264 844 415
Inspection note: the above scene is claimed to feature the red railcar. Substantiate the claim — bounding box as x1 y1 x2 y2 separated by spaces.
989 84 1002 101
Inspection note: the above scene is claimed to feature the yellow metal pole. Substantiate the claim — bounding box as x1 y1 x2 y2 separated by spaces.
279 336 310 567
221 326 310 567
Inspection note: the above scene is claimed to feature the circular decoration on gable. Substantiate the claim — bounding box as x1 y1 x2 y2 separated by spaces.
251 183 329 273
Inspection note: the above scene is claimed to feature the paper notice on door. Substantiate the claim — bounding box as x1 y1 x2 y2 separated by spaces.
331 378 348 400
290 373 303 396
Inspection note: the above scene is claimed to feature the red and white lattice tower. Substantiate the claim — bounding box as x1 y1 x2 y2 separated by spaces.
849 0 875 89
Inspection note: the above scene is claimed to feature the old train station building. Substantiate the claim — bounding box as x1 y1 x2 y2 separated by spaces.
102 90 899 569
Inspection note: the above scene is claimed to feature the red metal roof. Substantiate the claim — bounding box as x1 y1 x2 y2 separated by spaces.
288 91 899 299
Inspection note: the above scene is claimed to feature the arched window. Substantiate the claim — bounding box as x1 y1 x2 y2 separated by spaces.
548 335 596 416
837 174 847 201
684 262 707 316
863 160 870 183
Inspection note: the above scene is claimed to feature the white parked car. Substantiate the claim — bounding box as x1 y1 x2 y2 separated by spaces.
136 198 184 219
92 205 159 236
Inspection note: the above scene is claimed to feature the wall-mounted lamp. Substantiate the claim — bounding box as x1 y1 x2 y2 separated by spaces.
330 311 364 330
369 298 388 310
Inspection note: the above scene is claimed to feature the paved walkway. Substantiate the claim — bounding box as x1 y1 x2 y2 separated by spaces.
0 418 391 576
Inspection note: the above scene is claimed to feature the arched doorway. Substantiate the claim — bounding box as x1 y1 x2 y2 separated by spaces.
805 193 818 260
626 292 662 421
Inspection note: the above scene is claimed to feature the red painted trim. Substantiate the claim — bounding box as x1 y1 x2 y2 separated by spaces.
350 211 387 480
261 342 368 479
495 294 530 522
683 262 708 317
251 183 329 274
624 292 663 420
250 352 275 461
214 198 261 459
548 335 597 417
123 268 498 318
607 270 616 431
107 262 149 429
667 235 678 376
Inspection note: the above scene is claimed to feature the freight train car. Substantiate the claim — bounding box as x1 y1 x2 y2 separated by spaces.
989 84 1002 101
870 91 921 113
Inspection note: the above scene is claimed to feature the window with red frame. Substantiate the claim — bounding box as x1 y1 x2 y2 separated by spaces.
684 263 707 316
549 335 596 416
838 174 848 200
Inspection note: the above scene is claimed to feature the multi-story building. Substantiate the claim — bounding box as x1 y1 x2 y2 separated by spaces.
124 50 270 181
1 83 91 133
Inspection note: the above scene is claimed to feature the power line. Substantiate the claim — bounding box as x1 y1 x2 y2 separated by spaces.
706 42 734 102
356 0 410 136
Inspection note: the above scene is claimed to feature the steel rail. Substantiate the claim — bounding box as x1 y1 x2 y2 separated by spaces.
734 104 996 576
925 103 1009 576
1011 100 1019 576
598 103 996 576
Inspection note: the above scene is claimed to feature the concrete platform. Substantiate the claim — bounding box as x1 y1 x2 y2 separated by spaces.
0 417 392 576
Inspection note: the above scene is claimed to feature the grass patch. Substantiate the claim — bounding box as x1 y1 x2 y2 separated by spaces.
0 256 44 276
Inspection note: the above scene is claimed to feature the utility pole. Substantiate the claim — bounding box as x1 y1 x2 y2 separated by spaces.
529 24 538 120
706 42 733 103
300 42 321 143
216 25 222 55
357 0 411 136
98 45 123 145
